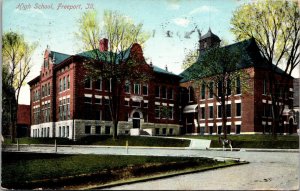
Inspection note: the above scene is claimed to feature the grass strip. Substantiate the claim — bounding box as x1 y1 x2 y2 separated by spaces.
3 135 190 147
2 152 221 189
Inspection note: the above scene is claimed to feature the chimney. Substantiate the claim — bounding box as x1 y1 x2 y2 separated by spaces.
165 65 168 71
99 38 108 52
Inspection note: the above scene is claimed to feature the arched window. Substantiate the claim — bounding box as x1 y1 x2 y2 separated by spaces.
188 87 194 102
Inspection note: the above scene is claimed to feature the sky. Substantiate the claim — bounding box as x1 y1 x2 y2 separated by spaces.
4 0 297 105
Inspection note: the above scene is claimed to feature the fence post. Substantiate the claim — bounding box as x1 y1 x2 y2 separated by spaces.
55 139 57 153
17 138 19 151
126 140 128 154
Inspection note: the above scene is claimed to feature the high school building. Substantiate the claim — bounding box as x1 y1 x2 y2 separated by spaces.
28 29 297 139
28 40 181 139
179 29 296 135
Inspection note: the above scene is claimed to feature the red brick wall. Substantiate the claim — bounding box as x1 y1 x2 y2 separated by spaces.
17 104 30 125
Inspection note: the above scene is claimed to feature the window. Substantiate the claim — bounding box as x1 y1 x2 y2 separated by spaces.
236 103 241 117
209 82 214 98
218 81 222 97
236 125 241 134
188 87 194 102
67 75 70 89
84 97 92 103
169 128 174 135
201 84 205 99
155 105 160 118
168 88 173 100
155 86 160 98
162 128 167 135
63 77 66 90
169 106 174 120
104 79 111 91
95 97 102 104
217 126 222 134
227 125 231 134
85 126 91 134
132 101 141 107
155 128 160 135
162 86 167 99
59 126 61 137
143 102 148 108
226 80 231 96
125 80 130 93
67 98 70 119
105 126 111 134
125 100 130 106
95 77 102 90
48 83 51 95
209 126 213 134
96 126 101 134
95 110 101 120
143 84 148 95
209 106 213 118
85 77 92 89
66 126 69 138
263 79 267 94
134 83 141 94
226 104 231 117
59 80 62 93
218 105 222 118
201 107 205 119
62 126 65 137
236 77 241 94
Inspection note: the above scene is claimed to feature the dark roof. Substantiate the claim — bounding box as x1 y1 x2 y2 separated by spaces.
50 51 70 65
78 46 180 77
200 28 220 41
180 38 287 82
153 65 180 77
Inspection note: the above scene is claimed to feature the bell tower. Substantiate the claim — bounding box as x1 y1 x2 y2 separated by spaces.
199 28 221 53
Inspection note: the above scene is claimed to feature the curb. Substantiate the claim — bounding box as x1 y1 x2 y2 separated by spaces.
84 161 249 190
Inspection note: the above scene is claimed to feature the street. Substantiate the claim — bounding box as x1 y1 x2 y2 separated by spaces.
107 151 299 190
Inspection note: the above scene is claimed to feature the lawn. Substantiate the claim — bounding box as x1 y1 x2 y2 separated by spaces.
179 134 299 149
1 152 235 189
3 135 190 147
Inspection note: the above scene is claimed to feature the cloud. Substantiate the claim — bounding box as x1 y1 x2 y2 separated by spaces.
189 5 219 15
167 0 180 10
173 18 190 27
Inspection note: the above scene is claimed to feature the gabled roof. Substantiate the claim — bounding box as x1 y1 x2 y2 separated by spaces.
50 51 70 65
180 38 287 82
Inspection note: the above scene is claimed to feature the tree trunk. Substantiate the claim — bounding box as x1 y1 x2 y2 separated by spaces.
221 98 227 139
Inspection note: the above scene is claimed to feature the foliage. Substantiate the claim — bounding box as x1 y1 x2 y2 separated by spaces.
2 31 37 141
75 11 100 51
231 0 300 136
182 49 198 69
186 44 251 138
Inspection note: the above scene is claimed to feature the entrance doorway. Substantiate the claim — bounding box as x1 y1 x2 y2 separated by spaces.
132 112 140 129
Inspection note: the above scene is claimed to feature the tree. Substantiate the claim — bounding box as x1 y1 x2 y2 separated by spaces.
231 0 300 136
182 49 198 70
76 10 150 139
184 44 250 139
2 31 37 142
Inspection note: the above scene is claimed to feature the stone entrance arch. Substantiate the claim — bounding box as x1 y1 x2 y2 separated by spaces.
130 109 143 129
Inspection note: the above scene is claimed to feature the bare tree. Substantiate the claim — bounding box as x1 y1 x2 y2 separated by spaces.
76 10 150 139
